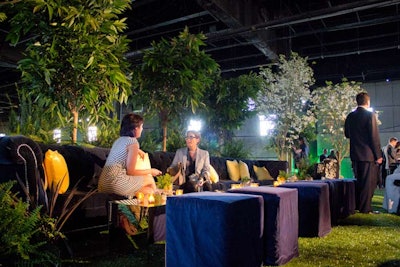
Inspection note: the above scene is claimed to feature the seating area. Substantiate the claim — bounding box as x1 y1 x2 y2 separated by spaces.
0 135 360 266
0 135 288 229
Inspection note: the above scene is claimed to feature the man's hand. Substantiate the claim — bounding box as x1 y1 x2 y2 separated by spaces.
376 157 383 165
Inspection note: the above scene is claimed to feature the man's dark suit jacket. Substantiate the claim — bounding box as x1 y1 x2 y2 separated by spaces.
344 106 382 162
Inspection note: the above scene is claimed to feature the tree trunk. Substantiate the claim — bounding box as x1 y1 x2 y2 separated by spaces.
162 125 167 152
72 110 78 144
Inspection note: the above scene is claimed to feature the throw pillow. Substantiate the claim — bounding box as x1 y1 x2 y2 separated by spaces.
253 165 274 181
43 149 70 194
239 160 251 180
135 153 151 170
226 160 240 181
209 165 219 183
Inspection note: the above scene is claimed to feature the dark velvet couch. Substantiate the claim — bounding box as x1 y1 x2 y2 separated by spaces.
149 151 288 191
0 135 288 230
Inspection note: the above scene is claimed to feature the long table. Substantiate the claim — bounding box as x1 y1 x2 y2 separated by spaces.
166 192 264 267
279 181 331 237
310 179 356 225
228 186 299 266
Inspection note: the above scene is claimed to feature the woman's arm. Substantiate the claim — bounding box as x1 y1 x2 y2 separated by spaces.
126 143 161 177
200 150 211 181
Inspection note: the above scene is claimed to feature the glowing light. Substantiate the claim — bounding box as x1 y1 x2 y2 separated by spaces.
88 126 97 142
53 129 61 143
259 115 276 136
188 119 202 132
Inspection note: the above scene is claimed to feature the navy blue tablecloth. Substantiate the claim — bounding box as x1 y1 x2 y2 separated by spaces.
341 179 356 218
166 192 264 267
228 186 299 266
312 179 356 223
279 182 331 237
309 179 342 225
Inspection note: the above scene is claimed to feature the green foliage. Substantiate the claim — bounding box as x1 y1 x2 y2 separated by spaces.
202 73 261 144
90 116 120 148
0 181 60 264
8 85 59 143
7 0 132 144
295 157 314 180
220 139 250 159
155 173 173 189
140 129 162 152
198 134 220 157
256 52 315 161
132 26 220 151
165 128 186 153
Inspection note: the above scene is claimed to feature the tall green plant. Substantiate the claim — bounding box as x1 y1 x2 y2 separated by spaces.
6 0 132 144
8 86 58 143
202 73 261 146
132 27 220 151
0 181 60 264
220 140 251 159
256 52 316 161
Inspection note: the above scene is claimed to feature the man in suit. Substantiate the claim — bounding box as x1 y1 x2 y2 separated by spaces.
345 92 383 214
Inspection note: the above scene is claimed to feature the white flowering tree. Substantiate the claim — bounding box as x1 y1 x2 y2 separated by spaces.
255 52 316 161
312 79 363 170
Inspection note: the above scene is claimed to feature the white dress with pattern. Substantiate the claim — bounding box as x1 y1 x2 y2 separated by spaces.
98 136 143 197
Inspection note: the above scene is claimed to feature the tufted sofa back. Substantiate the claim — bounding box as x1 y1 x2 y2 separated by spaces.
149 151 288 182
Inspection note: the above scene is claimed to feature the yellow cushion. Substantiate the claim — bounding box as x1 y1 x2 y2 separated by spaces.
44 150 69 194
135 153 151 170
226 160 240 181
253 165 274 181
239 160 250 180
209 165 219 183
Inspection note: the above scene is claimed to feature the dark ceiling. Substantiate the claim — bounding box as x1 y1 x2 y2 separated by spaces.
124 0 400 83
1 0 400 120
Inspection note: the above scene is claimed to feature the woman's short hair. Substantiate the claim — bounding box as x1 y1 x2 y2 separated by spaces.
186 130 201 140
120 113 144 137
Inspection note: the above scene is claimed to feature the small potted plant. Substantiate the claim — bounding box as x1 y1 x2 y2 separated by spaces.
156 173 174 194
240 176 251 187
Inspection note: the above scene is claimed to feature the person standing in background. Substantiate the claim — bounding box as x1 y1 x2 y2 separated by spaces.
344 92 383 214
328 149 338 160
319 148 328 162
292 136 309 169
385 137 398 175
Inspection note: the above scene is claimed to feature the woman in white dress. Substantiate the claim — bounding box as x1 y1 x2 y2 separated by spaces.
98 113 161 198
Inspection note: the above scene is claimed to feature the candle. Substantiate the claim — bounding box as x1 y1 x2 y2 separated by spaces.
231 184 241 189
175 189 183 195
148 193 155 205
136 192 144 203
250 183 259 187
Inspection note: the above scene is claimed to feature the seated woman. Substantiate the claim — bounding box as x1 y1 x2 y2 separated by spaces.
98 113 162 198
169 130 211 193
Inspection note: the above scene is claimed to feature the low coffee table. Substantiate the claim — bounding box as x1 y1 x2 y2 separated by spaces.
108 198 166 245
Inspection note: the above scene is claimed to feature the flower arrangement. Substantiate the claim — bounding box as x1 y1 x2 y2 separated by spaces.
240 176 251 186
274 170 289 186
156 173 173 191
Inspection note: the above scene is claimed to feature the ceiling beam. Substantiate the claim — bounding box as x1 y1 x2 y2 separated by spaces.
205 0 400 41
197 0 278 60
